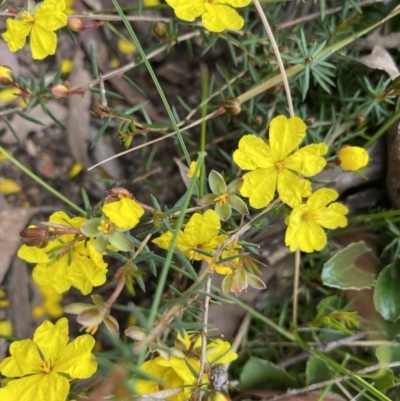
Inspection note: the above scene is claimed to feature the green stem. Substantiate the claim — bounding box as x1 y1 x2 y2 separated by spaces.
138 152 206 364
364 107 400 148
110 0 191 166
199 65 208 198
0 147 85 215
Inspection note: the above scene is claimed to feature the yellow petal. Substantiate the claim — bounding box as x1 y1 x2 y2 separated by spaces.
144 0 160 4
18 244 49 264
152 230 174 250
0 339 41 377
218 0 252 6
103 198 144 230
32 259 72 294
206 339 238 364
33 318 69 362
202 3 244 32
284 143 328 176
34 0 67 32
0 372 69 401
67 162 82 179
0 178 21 194
67 254 107 295
30 24 57 59
0 87 21 103
269 115 307 161
183 209 221 247
316 202 348 229
2 19 31 53
338 146 369 171
240 168 278 209
49 211 86 228
233 134 274 170
54 334 97 378
306 188 339 211
277 169 311 208
165 0 205 22
285 214 327 253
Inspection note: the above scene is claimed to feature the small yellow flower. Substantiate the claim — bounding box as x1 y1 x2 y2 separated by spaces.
152 209 227 261
32 285 63 318
103 198 145 230
165 0 252 32
0 88 21 104
0 318 97 401
61 58 73 75
117 39 137 55
2 0 67 60
285 188 348 253
337 146 369 171
0 178 21 195
144 0 160 5
187 161 199 178
135 330 237 401
18 211 108 295
0 321 12 336
233 115 328 209
65 0 75 14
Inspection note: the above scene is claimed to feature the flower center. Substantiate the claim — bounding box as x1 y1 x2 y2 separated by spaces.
97 219 112 234
302 212 319 224
214 194 229 207
21 11 35 23
275 160 286 171
39 361 52 374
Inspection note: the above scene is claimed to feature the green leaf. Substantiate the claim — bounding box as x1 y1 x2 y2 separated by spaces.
240 357 297 390
306 356 331 385
209 170 227 194
321 241 375 290
374 265 400 322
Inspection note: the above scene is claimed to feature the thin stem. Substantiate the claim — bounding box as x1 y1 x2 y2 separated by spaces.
292 248 300 326
196 272 212 398
106 279 125 307
253 0 294 117
0 147 85 215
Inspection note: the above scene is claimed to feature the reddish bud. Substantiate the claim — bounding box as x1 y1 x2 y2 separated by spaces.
51 84 71 98
19 227 56 248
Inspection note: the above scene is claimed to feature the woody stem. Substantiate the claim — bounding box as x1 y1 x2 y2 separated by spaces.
292 248 301 326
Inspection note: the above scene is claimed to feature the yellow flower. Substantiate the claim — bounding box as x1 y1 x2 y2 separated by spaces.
0 88 21 104
102 198 145 230
165 0 252 32
187 161 199 178
117 39 137 55
0 321 12 336
152 209 227 261
135 330 237 401
2 0 67 60
0 318 97 401
0 178 21 195
337 146 369 171
285 188 348 253
61 58 73 75
144 0 160 5
32 285 63 318
17 211 108 295
233 115 328 209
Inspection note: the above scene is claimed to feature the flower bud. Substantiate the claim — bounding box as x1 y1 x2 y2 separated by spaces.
19 227 55 248
304 116 315 126
68 17 84 32
203 390 231 401
0 65 14 85
337 145 369 171
51 84 71 98
153 21 169 38
222 98 241 116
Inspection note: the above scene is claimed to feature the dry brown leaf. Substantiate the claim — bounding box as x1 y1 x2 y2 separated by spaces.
66 48 92 168
355 30 400 50
356 45 399 79
0 102 68 145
